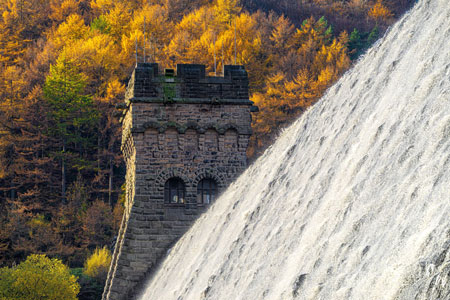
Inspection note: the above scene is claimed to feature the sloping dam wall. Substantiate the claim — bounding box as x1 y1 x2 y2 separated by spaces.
139 0 450 298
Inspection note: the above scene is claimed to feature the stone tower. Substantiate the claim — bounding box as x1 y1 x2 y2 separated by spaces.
103 63 255 300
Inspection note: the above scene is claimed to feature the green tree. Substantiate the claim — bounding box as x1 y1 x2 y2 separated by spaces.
43 55 98 200
367 26 379 45
0 254 80 300
348 28 363 60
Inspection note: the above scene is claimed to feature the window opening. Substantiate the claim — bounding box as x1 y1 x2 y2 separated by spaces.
197 178 218 205
164 178 186 204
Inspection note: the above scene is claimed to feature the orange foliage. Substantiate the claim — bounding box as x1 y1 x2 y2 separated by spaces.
368 0 394 22
249 17 350 155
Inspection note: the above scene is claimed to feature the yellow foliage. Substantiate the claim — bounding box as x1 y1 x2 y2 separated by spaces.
28 214 51 228
0 65 26 102
176 6 215 37
249 15 350 155
90 0 115 15
270 15 295 51
1 0 49 29
105 79 125 102
104 2 132 39
165 6 216 66
62 33 121 88
0 1 33 65
50 0 79 23
53 14 89 49
214 0 241 25
121 30 143 65
0 254 80 300
164 3 263 78
83 246 112 279
131 4 172 62
224 13 264 86
368 0 393 21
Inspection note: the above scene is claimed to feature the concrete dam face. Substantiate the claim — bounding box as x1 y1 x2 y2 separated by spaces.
137 0 450 299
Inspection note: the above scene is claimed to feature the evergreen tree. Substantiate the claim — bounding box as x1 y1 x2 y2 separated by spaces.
348 29 363 60
367 26 380 45
43 55 98 200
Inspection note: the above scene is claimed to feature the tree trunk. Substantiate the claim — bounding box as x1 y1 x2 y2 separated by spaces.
97 130 101 173
10 183 15 202
108 157 113 206
62 142 66 202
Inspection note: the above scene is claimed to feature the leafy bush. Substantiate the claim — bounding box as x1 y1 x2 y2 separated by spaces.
0 254 80 300
83 247 112 280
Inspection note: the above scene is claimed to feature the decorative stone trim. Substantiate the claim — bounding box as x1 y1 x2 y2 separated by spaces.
132 121 251 135
154 167 192 187
192 168 227 189
128 97 253 105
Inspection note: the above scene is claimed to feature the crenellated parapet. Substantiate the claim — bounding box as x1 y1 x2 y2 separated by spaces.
124 63 249 102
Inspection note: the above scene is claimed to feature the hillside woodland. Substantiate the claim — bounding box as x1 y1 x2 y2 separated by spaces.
0 0 414 297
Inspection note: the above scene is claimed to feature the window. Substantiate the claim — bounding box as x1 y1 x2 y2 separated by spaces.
164 178 186 204
197 178 218 205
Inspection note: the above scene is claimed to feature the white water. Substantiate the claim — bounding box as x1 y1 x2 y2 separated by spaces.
140 0 450 299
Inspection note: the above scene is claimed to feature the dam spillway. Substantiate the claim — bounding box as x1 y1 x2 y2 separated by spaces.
139 0 450 299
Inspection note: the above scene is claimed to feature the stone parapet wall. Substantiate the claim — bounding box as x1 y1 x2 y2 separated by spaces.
126 63 249 101
103 63 253 300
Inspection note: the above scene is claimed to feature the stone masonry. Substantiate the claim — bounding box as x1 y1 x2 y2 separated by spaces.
102 63 255 299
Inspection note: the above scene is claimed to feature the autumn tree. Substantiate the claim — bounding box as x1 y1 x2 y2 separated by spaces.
368 0 393 24
0 67 61 263
49 0 80 24
0 0 53 65
214 0 241 25
270 15 295 55
0 254 79 300
165 0 209 20
250 16 350 156
52 14 89 50
120 4 172 69
82 200 114 250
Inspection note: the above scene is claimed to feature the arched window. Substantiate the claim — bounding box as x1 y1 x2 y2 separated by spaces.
164 178 186 204
197 178 218 205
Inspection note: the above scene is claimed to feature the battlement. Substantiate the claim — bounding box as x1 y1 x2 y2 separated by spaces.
125 63 250 104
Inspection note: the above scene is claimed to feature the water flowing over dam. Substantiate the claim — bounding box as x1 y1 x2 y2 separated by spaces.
140 0 450 298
